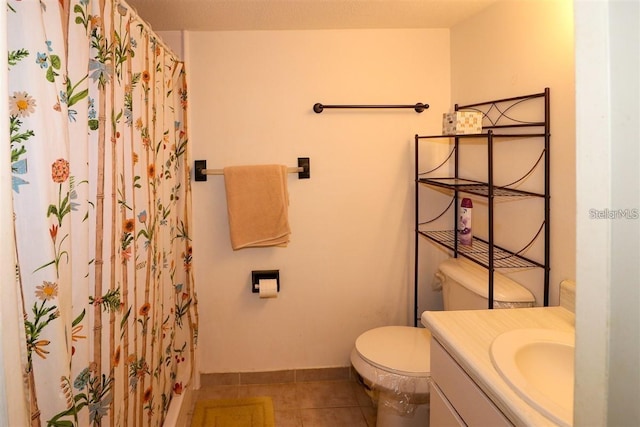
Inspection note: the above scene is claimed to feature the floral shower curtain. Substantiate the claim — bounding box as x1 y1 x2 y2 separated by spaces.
7 0 198 425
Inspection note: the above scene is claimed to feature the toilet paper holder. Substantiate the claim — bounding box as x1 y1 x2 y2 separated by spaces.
251 270 280 293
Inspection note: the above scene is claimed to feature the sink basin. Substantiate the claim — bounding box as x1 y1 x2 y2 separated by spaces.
490 328 575 427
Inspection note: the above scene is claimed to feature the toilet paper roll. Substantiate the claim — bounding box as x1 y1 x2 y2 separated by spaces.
259 278 278 298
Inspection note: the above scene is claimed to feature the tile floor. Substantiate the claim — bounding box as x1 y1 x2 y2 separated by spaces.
187 369 377 426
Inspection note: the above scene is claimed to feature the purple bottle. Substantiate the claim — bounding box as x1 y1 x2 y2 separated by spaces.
458 198 473 245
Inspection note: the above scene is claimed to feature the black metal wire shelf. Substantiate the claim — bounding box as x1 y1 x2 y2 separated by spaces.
413 88 551 321
417 177 544 198
416 131 547 140
418 229 543 269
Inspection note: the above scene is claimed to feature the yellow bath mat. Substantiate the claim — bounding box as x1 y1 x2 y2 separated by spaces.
191 397 275 427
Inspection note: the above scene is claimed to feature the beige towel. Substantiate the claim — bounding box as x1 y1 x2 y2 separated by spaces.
223 165 291 250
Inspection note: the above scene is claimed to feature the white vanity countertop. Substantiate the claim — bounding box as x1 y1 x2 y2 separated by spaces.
422 306 575 427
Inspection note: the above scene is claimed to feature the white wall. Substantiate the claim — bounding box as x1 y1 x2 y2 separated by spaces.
602 1 640 421
449 0 576 306
575 1 639 425
188 29 450 372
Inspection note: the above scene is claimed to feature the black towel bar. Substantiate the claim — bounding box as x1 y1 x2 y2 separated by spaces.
313 102 429 113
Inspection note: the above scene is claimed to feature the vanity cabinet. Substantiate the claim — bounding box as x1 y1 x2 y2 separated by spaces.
430 338 513 426
413 89 551 319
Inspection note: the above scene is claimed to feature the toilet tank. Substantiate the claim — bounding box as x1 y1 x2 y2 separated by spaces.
437 258 535 310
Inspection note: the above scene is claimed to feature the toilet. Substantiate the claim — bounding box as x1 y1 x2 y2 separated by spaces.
350 258 535 427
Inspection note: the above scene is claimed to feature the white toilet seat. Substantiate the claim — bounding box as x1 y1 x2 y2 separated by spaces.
351 326 431 394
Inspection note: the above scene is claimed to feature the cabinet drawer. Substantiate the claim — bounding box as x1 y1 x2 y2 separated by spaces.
430 380 466 426
431 339 512 427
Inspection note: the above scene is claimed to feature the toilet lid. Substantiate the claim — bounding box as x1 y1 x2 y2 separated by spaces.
354 326 431 376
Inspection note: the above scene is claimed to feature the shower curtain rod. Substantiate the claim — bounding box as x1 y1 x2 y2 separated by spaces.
116 0 181 61
313 102 429 113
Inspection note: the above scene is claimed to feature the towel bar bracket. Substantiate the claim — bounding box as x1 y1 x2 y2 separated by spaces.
194 160 207 181
298 157 310 179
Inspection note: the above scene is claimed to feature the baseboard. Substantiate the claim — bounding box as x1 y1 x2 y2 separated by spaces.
200 366 355 387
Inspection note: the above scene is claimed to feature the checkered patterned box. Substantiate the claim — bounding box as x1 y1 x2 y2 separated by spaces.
442 111 483 135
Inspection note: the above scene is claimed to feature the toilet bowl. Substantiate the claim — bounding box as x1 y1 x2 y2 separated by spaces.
350 258 535 427
350 326 431 427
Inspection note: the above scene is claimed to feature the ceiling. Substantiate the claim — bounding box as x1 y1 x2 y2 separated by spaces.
124 0 500 31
